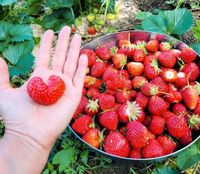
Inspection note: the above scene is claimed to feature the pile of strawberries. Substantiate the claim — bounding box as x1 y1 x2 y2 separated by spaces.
71 32 200 159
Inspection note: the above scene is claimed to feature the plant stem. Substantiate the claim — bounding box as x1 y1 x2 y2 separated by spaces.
78 0 83 16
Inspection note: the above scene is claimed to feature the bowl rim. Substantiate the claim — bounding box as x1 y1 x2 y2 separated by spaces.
69 30 200 161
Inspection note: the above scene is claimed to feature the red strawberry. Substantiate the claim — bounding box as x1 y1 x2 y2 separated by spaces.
172 103 187 116
194 97 200 115
99 111 118 130
144 60 160 80
74 96 88 118
180 47 197 64
175 72 187 88
122 44 136 57
80 49 96 66
166 115 188 138
96 47 112 60
159 42 171 52
87 88 100 100
112 53 127 68
182 85 198 110
149 116 165 135
104 132 130 157
169 49 181 58
105 89 116 95
146 129 156 140
27 75 65 105
126 121 148 148
157 135 177 155
150 77 169 94
182 62 199 81
87 26 96 35
118 39 131 48
127 62 144 76
143 54 156 65
84 76 97 88
136 92 149 109
83 128 101 148
179 128 192 145
119 69 130 79
161 69 177 83
90 79 102 89
129 149 142 158
165 90 182 103
146 40 159 53
98 94 115 110
142 139 164 158
91 61 107 77
141 83 159 96
102 66 118 81
148 96 169 115
84 99 99 116
132 76 148 89
161 111 175 119
118 101 145 123
115 91 132 104
122 79 132 90
187 114 200 130
72 115 92 135
133 49 146 62
158 51 176 68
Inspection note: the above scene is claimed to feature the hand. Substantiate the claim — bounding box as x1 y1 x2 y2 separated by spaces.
0 26 88 173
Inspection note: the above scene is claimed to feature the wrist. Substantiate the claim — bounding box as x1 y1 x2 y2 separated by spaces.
0 131 51 174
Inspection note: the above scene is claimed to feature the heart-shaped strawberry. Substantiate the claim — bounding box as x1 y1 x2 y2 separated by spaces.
27 75 65 105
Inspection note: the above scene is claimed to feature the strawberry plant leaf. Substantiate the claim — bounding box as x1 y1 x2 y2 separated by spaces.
191 43 200 55
176 141 200 170
9 24 33 42
0 0 17 6
3 40 34 64
45 0 73 9
52 148 75 172
9 53 34 77
42 8 74 31
0 22 33 42
152 166 180 174
142 8 193 36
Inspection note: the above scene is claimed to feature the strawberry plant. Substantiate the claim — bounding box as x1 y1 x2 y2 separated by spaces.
0 21 34 77
135 8 193 38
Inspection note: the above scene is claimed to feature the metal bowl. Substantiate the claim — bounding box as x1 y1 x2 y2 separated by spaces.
68 30 200 163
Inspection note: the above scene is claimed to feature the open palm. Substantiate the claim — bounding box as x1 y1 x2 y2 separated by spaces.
0 27 88 150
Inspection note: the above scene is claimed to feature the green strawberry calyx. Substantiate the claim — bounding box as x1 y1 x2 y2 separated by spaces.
151 59 161 73
188 114 200 130
127 101 141 121
87 99 99 112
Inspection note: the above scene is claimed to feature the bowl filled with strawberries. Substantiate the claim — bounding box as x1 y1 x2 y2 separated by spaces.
68 30 200 162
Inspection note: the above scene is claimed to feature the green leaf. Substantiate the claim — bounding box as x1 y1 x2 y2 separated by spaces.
0 0 17 6
0 21 12 41
152 166 180 174
52 148 75 172
42 8 74 31
191 43 200 55
45 0 73 9
0 21 33 42
142 8 193 36
9 53 34 77
135 12 153 20
3 41 34 64
176 142 200 170
10 24 33 42
42 169 49 174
